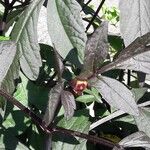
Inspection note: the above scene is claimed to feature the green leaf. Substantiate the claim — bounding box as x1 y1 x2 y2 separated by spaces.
14 72 50 111
108 35 123 52
76 94 96 103
47 0 87 63
131 88 147 102
0 41 16 86
43 82 64 126
134 107 150 137
0 108 30 149
61 90 76 119
53 110 90 150
0 135 28 150
0 36 10 40
11 0 44 80
14 73 29 107
28 125 45 150
40 44 55 68
90 76 139 116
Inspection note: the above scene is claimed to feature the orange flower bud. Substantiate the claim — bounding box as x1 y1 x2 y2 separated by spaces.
70 78 88 94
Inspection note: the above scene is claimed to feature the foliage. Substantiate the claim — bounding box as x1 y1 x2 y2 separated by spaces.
0 0 150 150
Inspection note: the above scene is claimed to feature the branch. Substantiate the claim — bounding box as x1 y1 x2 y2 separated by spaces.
0 88 120 149
86 0 105 31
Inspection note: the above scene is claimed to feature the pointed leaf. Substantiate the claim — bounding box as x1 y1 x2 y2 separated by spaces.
53 46 65 80
37 6 51 45
76 94 96 103
0 53 19 117
84 21 108 72
119 131 150 148
5 8 24 33
119 1 150 77
98 33 150 74
113 146 125 150
11 0 44 80
0 41 16 86
61 90 76 119
134 107 150 137
52 110 90 150
90 76 139 116
43 82 64 126
47 0 87 63
119 0 150 46
131 88 147 102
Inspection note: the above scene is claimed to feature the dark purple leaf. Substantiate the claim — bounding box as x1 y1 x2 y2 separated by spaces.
0 41 16 86
53 45 64 80
134 107 150 138
98 32 150 74
90 76 139 116
61 90 76 119
113 146 125 150
80 22 108 79
119 131 150 149
42 81 64 126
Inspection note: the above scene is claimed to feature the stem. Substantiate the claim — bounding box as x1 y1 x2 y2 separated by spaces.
53 126 119 149
86 0 105 31
119 70 124 82
0 88 120 149
127 70 131 86
82 0 92 11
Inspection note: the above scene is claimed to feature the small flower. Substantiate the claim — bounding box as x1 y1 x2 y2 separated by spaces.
70 78 88 95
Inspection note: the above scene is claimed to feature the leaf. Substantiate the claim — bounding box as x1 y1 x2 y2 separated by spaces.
0 41 16 86
53 46 65 80
83 21 109 74
98 33 150 74
61 90 76 119
0 108 30 149
52 110 90 150
113 146 125 150
47 0 87 63
37 6 52 45
13 72 30 107
5 8 24 34
90 76 139 116
27 124 45 150
119 0 150 46
11 0 44 80
134 107 150 137
108 34 123 52
43 82 64 126
119 131 150 149
131 88 147 102
0 44 19 117
119 1 150 78
115 51 150 74
76 94 96 103
13 72 50 111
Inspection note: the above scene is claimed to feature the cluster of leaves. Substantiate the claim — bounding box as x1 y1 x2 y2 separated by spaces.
0 0 150 150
